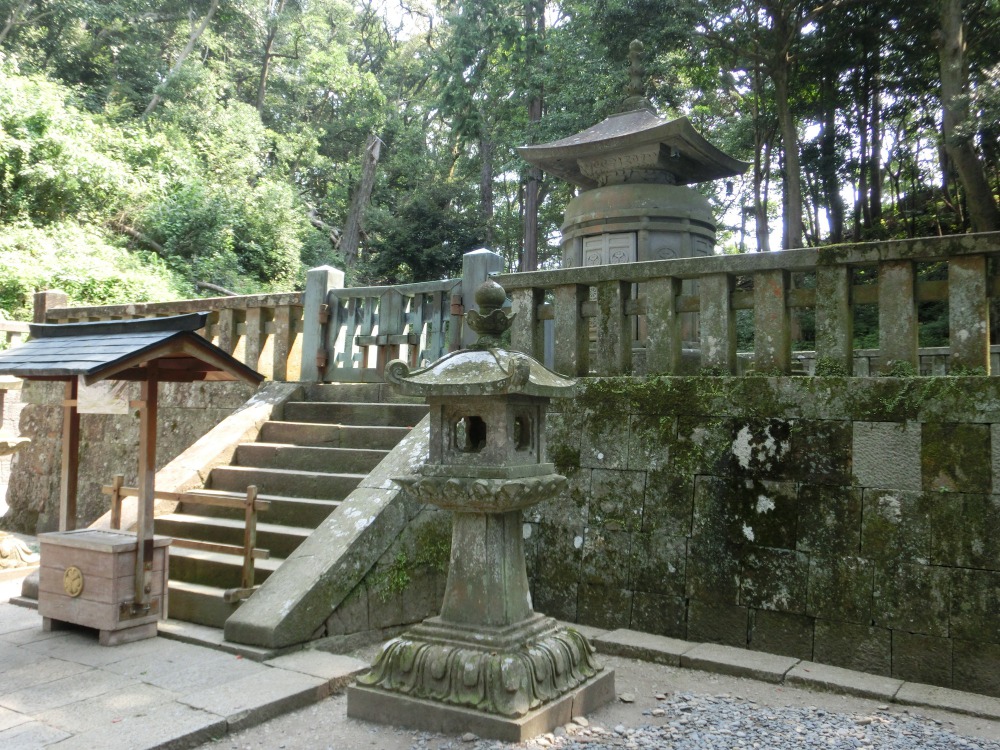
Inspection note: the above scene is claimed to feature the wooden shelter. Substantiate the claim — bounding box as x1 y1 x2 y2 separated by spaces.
0 313 262 644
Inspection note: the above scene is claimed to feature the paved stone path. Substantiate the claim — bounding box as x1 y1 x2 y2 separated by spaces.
1 569 999 750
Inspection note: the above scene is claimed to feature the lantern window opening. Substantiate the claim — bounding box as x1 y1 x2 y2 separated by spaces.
453 415 488 453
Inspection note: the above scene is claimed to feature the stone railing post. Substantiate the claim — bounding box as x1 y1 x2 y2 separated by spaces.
878 260 918 373
949 255 990 373
595 280 631 375
553 284 590 376
700 273 736 373
33 290 69 324
510 287 545 360
461 249 503 348
300 265 345 382
815 265 853 374
644 276 681 375
753 269 791 373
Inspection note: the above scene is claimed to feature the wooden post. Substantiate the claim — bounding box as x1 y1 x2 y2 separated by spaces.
242 485 258 591
461 249 503 348
135 365 158 606
59 379 80 531
109 474 125 530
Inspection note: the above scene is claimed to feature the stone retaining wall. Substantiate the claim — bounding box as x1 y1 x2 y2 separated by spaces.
4 380 258 533
527 376 1000 698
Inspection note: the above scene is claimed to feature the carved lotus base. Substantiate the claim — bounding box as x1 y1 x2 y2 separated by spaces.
355 614 604 718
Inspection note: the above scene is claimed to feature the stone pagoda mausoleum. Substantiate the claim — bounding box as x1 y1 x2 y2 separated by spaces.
519 40 748 269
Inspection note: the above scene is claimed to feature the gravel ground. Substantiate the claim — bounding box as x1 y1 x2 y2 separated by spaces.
205 654 1000 750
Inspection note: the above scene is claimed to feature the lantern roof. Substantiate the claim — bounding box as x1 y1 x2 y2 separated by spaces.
384 348 575 400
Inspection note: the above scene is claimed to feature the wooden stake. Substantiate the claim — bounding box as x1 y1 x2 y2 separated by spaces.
135 364 157 606
59 379 80 531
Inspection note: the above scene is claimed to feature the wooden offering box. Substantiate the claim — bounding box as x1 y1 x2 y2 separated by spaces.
39 529 170 646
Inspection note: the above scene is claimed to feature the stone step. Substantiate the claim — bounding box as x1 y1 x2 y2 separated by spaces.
176 488 341 527
166 545 281 590
282 401 427 428
155 513 311 559
207 465 366 501
167 579 239 630
302 383 424 404
235 443 388 474
259 421 411 451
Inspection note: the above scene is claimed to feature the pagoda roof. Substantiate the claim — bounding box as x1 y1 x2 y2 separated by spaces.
518 110 749 189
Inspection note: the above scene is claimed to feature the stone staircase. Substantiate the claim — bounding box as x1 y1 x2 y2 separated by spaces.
155 384 427 628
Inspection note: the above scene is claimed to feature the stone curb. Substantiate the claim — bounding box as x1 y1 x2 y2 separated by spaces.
591 628 1000 721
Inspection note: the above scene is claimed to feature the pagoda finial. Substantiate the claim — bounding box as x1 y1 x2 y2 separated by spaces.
621 39 654 113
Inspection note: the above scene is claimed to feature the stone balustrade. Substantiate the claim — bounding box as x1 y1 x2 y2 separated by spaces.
0 321 29 350
495 232 1000 377
19 233 1000 382
35 291 304 381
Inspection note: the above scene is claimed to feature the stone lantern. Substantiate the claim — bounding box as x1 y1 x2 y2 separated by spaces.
347 280 614 741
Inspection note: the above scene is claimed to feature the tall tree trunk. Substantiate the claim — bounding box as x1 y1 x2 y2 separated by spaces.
143 0 221 117
479 135 495 248
756 139 773 254
522 0 544 271
937 0 1000 231
0 0 31 47
341 133 383 268
257 0 288 112
868 39 883 227
772 59 803 249
819 72 845 243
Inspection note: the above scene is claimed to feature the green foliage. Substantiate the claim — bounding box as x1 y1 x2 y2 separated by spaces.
0 222 188 320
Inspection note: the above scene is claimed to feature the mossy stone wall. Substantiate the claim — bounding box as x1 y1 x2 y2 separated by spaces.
5 379 258 533
529 375 1000 697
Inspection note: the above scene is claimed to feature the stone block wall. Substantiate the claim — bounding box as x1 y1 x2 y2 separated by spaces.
4 380 258 534
528 376 1000 697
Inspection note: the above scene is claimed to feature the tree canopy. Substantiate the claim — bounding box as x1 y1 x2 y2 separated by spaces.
0 0 997 318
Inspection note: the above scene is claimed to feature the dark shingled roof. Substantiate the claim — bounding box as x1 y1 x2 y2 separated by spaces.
0 312 263 384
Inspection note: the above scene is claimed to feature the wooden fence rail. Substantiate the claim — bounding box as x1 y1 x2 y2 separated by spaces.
104 476 268 600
